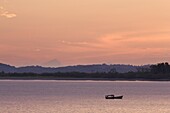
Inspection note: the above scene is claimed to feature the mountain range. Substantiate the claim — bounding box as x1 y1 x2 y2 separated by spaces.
0 63 150 73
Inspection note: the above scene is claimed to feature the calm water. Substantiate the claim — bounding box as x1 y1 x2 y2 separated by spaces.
0 80 170 113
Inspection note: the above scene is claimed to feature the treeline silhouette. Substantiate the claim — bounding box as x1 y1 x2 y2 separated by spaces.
150 62 170 74
0 62 170 80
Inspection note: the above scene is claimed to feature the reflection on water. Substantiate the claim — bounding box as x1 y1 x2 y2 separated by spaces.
0 80 170 113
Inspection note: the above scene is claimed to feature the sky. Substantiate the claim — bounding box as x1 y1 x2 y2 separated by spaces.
1 0 170 67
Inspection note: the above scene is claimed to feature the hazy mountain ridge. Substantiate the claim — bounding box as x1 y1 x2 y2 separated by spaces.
0 63 149 73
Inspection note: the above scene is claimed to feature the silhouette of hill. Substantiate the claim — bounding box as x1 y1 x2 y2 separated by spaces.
0 63 149 74
0 63 17 73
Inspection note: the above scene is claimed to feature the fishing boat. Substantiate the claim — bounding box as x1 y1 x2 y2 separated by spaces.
105 95 123 99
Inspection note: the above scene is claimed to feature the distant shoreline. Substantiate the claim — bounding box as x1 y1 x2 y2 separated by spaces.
0 77 170 81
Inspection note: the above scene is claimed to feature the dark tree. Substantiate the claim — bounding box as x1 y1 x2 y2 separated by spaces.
150 62 170 74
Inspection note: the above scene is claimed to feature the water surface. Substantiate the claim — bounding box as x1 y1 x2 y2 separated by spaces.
0 80 170 113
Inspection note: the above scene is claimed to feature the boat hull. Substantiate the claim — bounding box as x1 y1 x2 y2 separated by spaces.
105 95 123 99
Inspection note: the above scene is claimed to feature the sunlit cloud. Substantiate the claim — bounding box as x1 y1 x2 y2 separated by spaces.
57 30 170 53
0 6 16 18
59 40 88 46
55 30 170 65
1 11 17 18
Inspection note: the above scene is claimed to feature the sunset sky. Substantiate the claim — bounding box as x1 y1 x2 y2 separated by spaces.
1 0 170 67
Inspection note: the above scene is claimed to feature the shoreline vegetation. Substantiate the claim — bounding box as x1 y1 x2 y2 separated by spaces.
0 71 170 81
0 62 170 81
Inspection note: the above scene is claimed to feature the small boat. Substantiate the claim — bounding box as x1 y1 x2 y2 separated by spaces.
105 95 123 99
